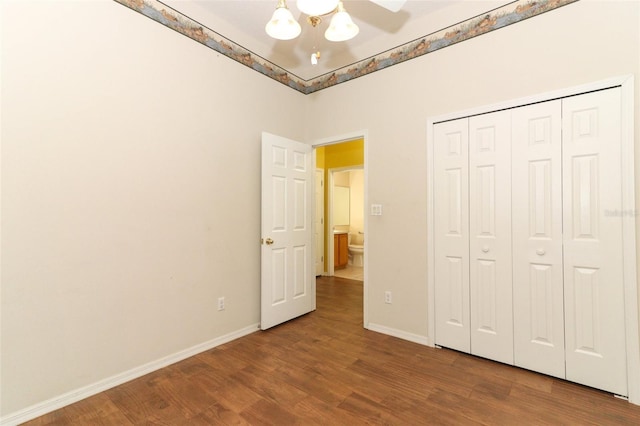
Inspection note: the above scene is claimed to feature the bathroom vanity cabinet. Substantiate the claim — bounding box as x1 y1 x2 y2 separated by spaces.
334 233 348 269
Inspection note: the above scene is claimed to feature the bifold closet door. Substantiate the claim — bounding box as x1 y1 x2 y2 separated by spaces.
434 118 470 353
562 88 627 396
512 101 566 378
468 111 513 364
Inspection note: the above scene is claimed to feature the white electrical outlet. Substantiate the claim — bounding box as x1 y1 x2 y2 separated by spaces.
218 297 225 311
384 291 392 304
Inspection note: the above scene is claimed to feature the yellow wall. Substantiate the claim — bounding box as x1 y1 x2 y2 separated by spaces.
315 145 325 169
320 138 364 169
315 138 364 171
316 139 364 273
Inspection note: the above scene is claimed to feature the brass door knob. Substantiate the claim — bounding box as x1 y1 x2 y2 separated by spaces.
265 238 274 245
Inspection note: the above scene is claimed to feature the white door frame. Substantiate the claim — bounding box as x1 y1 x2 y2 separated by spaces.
315 168 325 276
427 75 638 404
312 130 369 328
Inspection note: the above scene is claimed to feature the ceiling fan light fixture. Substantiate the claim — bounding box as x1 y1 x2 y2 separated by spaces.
325 2 359 42
296 0 339 17
265 0 302 40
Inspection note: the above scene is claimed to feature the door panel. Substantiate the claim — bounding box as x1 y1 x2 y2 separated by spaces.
434 118 470 353
469 111 513 364
562 88 627 396
512 100 565 378
476 259 497 333
261 132 315 330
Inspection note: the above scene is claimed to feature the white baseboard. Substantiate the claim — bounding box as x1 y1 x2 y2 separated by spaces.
0 323 260 426
366 323 430 346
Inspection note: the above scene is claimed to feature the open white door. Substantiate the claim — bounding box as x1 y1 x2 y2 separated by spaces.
261 132 315 330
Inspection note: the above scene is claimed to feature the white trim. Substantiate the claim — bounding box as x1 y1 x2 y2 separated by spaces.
311 129 369 328
314 166 325 282
426 75 638 403
363 131 369 328
367 323 430 346
429 75 633 125
0 324 260 426
328 169 335 276
619 75 639 405
426 117 436 348
312 130 367 148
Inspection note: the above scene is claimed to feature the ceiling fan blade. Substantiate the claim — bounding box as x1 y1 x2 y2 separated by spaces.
368 0 407 13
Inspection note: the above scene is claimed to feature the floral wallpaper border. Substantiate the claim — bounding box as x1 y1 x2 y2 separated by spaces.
114 0 578 95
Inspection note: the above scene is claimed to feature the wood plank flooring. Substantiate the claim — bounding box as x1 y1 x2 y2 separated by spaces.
25 276 640 425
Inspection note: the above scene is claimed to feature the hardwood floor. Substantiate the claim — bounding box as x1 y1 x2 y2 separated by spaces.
25 276 640 425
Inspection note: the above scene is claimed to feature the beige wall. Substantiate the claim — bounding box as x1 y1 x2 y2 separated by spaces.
2 0 639 420
306 0 640 336
0 0 305 416
334 171 350 187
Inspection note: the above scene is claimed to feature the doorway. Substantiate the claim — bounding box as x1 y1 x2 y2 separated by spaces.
313 131 368 327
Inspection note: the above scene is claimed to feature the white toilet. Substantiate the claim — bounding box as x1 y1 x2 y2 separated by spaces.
348 233 364 267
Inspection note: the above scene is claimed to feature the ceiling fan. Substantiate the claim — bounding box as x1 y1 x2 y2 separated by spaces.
265 0 407 45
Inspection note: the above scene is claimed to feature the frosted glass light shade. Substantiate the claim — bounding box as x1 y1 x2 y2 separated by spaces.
325 10 359 41
297 0 339 16
265 6 302 40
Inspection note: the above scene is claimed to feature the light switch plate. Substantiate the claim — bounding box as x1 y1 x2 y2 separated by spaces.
371 204 383 216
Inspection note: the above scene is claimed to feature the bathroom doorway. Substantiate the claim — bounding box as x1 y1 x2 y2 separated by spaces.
329 167 364 281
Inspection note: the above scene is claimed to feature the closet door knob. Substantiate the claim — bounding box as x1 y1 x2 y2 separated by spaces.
536 248 546 256
482 246 490 253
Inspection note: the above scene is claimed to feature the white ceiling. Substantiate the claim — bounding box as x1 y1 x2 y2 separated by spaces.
163 0 512 81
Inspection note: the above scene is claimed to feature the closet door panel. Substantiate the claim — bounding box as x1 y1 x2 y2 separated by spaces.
512 100 565 378
434 118 470 352
469 111 513 364
562 88 627 396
